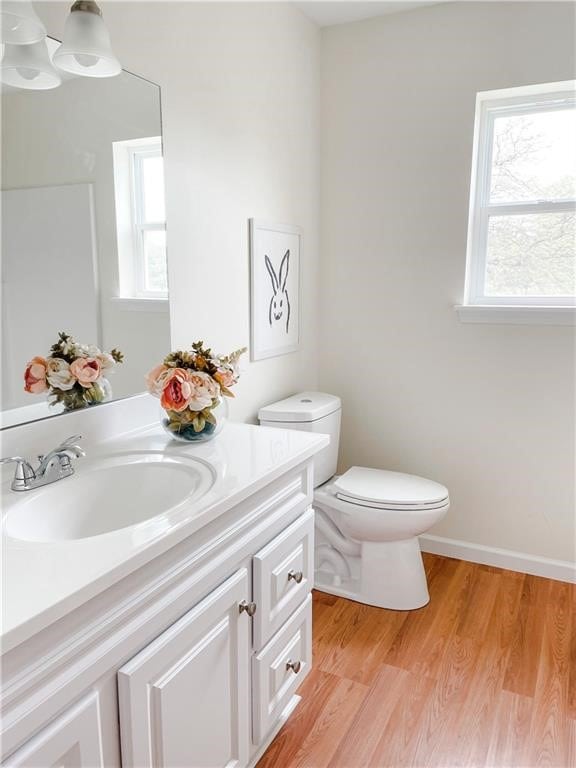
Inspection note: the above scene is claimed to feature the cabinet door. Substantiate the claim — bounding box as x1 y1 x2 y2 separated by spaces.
4 692 104 768
118 568 250 768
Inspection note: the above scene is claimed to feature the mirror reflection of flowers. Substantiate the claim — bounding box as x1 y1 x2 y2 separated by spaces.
146 340 247 441
24 332 124 411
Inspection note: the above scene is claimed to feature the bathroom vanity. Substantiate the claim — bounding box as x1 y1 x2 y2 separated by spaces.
0 402 328 767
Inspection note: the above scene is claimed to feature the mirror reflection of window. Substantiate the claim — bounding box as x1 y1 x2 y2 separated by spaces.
113 136 168 300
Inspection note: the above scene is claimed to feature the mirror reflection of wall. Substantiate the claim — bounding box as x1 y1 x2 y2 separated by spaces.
1 42 170 427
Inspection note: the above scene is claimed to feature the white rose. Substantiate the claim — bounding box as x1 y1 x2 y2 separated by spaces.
61 339 76 356
187 371 220 411
74 343 90 358
46 358 76 391
97 352 115 372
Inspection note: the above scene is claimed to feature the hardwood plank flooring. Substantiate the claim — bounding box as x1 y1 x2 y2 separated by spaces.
257 554 575 768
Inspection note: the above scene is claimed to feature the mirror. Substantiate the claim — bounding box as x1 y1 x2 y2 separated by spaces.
1 38 170 428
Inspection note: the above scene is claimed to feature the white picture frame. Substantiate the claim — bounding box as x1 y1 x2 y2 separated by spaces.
249 219 301 361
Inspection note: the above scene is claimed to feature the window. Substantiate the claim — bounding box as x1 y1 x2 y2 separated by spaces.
112 137 168 300
464 81 575 309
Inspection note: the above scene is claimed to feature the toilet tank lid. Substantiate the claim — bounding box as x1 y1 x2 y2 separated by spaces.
258 392 341 423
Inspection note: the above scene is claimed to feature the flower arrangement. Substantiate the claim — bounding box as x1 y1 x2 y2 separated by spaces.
24 332 124 411
146 340 247 441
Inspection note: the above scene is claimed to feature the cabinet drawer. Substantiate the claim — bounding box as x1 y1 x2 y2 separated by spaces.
253 508 314 648
252 594 312 744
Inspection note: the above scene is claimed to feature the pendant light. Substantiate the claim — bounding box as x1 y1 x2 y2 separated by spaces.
53 0 120 78
0 39 61 90
1 1 46 46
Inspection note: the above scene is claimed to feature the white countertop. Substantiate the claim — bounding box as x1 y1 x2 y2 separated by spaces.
1 422 328 654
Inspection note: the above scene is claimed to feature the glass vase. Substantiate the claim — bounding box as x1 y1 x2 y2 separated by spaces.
58 378 113 413
160 396 229 443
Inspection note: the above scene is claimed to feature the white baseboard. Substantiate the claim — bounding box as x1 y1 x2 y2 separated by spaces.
419 534 576 584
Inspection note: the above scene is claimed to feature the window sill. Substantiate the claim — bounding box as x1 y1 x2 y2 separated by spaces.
455 305 576 326
111 297 169 313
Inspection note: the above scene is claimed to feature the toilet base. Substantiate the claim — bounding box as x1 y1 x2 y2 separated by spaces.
315 536 430 611
360 537 430 609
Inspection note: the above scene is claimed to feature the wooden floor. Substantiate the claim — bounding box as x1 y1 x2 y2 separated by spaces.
257 554 576 768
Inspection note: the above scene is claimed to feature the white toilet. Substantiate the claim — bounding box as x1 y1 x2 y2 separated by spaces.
259 392 449 610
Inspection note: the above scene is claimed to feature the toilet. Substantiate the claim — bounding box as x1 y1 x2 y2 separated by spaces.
258 392 449 610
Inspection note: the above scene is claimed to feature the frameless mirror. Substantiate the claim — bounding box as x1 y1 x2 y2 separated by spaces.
1 37 170 428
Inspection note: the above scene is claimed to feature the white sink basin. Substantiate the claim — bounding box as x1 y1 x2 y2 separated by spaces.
4 451 216 542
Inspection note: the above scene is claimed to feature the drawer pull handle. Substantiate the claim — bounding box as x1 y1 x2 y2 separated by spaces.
286 659 302 674
288 570 303 584
239 600 257 617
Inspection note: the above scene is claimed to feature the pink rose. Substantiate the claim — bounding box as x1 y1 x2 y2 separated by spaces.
161 368 193 412
70 357 101 388
24 356 48 394
146 363 170 397
214 368 235 388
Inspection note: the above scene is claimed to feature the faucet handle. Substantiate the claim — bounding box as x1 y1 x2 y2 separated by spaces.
53 435 85 459
1 457 36 490
58 434 83 449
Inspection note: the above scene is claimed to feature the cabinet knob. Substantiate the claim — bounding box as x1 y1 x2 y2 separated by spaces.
286 659 302 674
239 600 257 617
288 569 303 584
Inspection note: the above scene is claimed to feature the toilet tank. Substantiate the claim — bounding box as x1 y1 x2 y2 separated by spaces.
258 392 341 487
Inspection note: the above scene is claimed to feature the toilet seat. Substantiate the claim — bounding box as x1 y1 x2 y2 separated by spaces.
334 495 450 511
333 466 449 511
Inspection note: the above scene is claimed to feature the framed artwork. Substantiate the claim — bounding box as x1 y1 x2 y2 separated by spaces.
249 219 301 361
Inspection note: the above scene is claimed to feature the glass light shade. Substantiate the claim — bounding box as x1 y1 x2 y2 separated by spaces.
1 1 46 45
53 9 120 78
1 40 61 90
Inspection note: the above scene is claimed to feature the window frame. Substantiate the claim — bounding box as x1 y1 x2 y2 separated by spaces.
464 81 576 308
129 143 167 299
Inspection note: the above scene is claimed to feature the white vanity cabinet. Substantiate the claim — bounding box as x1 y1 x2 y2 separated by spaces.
1 457 316 768
118 510 315 768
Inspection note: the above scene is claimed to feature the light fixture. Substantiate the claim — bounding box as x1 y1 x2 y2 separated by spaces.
0 1 46 46
0 39 61 90
53 0 120 78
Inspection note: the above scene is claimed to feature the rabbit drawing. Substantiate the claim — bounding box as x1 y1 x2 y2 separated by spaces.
264 250 291 333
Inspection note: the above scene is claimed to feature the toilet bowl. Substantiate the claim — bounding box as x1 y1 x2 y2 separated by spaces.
259 392 450 610
314 469 449 609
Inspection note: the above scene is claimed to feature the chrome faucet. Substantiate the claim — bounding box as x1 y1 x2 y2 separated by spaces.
1 435 85 492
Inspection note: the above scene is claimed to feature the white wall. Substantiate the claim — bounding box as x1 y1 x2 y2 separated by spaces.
320 2 575 563
39 1 321 423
